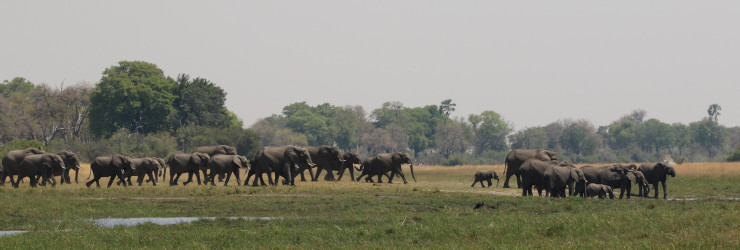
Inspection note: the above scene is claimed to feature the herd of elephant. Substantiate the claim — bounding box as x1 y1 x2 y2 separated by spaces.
471 149 678 199
0 145 417 188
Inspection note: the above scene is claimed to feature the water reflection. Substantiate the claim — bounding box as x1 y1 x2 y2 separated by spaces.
92 217 277 228
0 231 28 237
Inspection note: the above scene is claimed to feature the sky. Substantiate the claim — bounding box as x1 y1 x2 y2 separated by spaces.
1 1 738 130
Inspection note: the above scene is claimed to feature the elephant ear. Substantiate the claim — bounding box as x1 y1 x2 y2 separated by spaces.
626 171 637 183
191 154 202 165
570 169 580 181
112 155 123 169
231 156 241 168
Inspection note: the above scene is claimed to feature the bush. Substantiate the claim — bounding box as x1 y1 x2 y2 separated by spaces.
0 139 45 157
727 149 740 162
441 157 464 166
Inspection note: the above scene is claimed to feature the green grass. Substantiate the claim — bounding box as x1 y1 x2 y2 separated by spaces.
0 168 739 248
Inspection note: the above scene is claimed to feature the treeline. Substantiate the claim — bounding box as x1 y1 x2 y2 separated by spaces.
1 61 739 164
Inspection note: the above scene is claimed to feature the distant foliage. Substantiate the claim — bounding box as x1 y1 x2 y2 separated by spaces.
0 139 45 157
727 149 740 162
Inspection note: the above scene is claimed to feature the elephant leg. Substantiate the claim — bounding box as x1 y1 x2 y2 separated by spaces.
486 179 492 188
394 168 408 184
515 173 522 188
662 181 668 199
233 169 241 186
224 172 232 186
311 167 322 182
183 172 193 186
652 183 659 198
173 173 183 185
107 175 117 187
376 173 383 183
337 167 347 181
147 172 156 186
86 177 96 188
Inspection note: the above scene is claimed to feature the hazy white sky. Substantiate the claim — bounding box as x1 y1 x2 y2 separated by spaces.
2 1 738 130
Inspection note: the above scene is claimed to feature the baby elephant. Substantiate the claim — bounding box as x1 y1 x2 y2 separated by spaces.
586 183 615 199
471 170 499 188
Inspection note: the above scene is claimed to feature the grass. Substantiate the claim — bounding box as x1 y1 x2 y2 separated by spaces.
0 162 739 248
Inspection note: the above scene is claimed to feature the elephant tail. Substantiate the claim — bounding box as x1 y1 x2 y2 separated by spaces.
86 165 93 180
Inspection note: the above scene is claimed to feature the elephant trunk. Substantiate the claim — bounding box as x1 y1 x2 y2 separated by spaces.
75 167 79 184
496 177 500 188
410 164 416 183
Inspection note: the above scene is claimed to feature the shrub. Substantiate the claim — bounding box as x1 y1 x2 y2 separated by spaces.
727 149 740 162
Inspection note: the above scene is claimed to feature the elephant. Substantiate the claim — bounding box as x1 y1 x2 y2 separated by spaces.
194 145 238 156
638 156 677 199
543 163 586 197
120 158 162 186
195 145 237 182
355 157 381 182
586 183 615 199
206 154 249 186
86 154 136 188
336 151 363 182
471 170 499 188
503 149 558 188
365 152 416 184
627 170 650 197
13 153 66 188
306 146 344 182
519 159 570 196
576 164 636 199
1 147 46 185
52 150 81 184
248 146 315 186
166 152 211 186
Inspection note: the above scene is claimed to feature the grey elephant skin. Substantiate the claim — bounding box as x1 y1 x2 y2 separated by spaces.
86 154 135 188
355 157 387 183
14 153 66 188
1 147 46 185
207 155 249 186
471 170 499 188
336 151 363 181
519 159 569 196
576 164 636 199
544 163 585 197
248 146 315 186
503 149 558 188
121 158 162 186
638 156 677 199
53 150 81 184
194 145 238 156
307 146 344 182
627 170 650 197
586 183 615 199
363 152 416 184
166 153 211 186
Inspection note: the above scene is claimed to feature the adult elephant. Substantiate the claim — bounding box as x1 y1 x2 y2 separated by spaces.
336 151 363 182
366 152 416 184
355 157 380 183
249 146 315 186
544 162 586 197
503 149 558 188
1 147 46 185
207 154 249 186
577 164 636 199
195 145 237 182
307 146 344 182
638 156 678 199
519 159 560 196
14 153 66 188
166 152 211 186
627 170 650 197
86 154 135 188
53 150 81 184
120 158 161 186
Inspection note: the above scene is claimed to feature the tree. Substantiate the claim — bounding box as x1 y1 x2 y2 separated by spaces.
690 117 725 158
172 74 231 129
509 126 549 150
707 104 722 122
559 121 599 156
89 61 176 138
467 111 512 154
439 99 456 123
434 122 469 158
636 119 673 154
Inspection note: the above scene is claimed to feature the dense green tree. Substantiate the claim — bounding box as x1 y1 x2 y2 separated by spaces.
690 118 725 158
172 74 231 129
439 99 456 123
468 111 512 154
607 119 637 150
89 61 176 138
559 122 599 156
707 104 722 122
509 126 549 150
